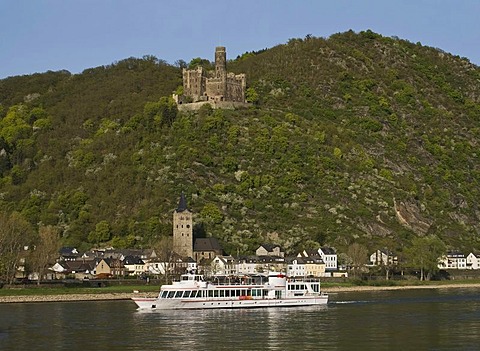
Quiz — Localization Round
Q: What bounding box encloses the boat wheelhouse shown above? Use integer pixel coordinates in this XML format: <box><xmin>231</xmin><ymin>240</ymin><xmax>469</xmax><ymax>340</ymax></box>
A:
<box><xmin>132</xmin><ymin>271</ymin><xmax>328</xmax><ymax>310</ymax></box>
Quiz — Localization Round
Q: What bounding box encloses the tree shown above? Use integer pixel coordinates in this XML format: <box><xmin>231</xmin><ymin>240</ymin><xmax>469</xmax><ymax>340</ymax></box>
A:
<box><xmin>143</xmin><ymin>97</ymin><xmax>178</xmax><ymax>128</ymax></box>
<box><xmin>88</xmin><ymin>220</ymin><xmax>112</xmax><ymax>245</ymax></box>
<box><xmin>347</xmin><ymin>243</ymin><xmax>368</xmax><ymax>278</ymax></box>
<box><xmin>200</xmin><ymin>203</ymin><xmax>224</xmax><ymax>225</ymax></box>
<box><xmin>246</xmin><ymin>87</ymin><xmax>259</xmax><ymax>104</ymax></box>
<box><xmin>0</xmin><ymin>212</ymin><xmax>35</xmax><ymax>284</ymax></box>
<box><xmin>153</xmin><ymin>236</ymin><xmax>176</xmax><ymax>284</ymax></box>
<box><xmin>404</xmin><ymin>235</ymin><xmax>446</xmax><ymax>280</ymax></box>
<box><xmin>30</xmin><ymin>225</ymin><xmax>60</xmax><ymax>285</ymax></box>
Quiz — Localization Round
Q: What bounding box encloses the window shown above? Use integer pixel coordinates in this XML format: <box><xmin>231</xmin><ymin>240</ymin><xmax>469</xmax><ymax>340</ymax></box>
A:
<box><xmin>175</xmin><ymin>291</ymin><xmax>183</xmax><ymax>298</ymax></box>
<box><xmin>161</xmin><ymin>291</ymin><xmax>168</xmax><ymax>298</ymax></box>
<box><xmin>182</xmin><ymin>291</ymin><xmax>191</xmax><ymax>298</ymax></box>
<box><xmin>168</xmin><ymin>291</ymin><xmax>175</xmax><ymax>298</ymax></box>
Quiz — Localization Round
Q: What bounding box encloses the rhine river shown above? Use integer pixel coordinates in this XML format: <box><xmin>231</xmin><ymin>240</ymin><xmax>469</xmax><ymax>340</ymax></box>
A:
<box><xmin>1</xmin><ymin>288</ymin><xmax>479</xmax><ymax>350</ymax></box>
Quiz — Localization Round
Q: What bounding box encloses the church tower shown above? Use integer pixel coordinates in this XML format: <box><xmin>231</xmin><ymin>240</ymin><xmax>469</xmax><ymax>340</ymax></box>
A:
<box><xmin>172</xmin><ymin>192</ymin><xmax>193</xmax><ymax>258</ymax></box>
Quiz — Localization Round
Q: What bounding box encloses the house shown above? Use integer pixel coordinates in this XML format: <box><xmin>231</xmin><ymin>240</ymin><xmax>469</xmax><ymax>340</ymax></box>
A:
<box><xmin>236</xmin><ymin>256</ymin><xmax>286</xmax><ymax>275</ymax></box>
<box><xmin>466</xmin><ymin>253</ymin><xmax>480</xmax><ymax>270</ymax></box>
<box><xmin>194</xmin><ymin>237</ymin><xmax>223</xmax><ymax>262</ymax></box>
<box><xmin>287</xmin><ymin>257</ymin><xmax>307</xmax><ymax>277</ymax></box>
<box><xmin>210</xmin><ymin>255</ymin><xmax>236</xmax><ymax>276</ymax></box>
<box><xmin>298</xmin><ymin>252</ymin><xmax>327</xmax><ymax>277</ymax></box>
<box><xmin>318</xmin><ymin>247</ymin><xmax>338</xmax><ymax>271</ymax></box>
<box><xmin>95</xmin><ymin>258</ymin><xmax>126</xmax><ymax>277</ymax></box>
<box><xmin>438</xmin><ymin>251</ymin><xmax>467</xmax><ymax>270</ymax></box>
<box><xmin>369</xmin><ymin>249</ymin><xmax>398</xmax><ymax>267</ymax></box>
<box><xmin>50</xmin><ymin>260</ymin><xmax>95</xmax><ymax>280</ymax></box>
<box><xmin>123</xmin><ymin>255</ymin><xmax>146</xmax><ymax>276</ymax></box>
<box><xmin>146</xmin><ymin>255</ymin><xmax>197</xmax><ymax>276</ymax></box>
<box><xmin>59</xmin><ymin>247</ymin><xmax>81</xmax><ymax>261</ymax></box>
<box><xmin>256</xmin><ymin>244</ymin><xmax>284</xmax><ymax>257</ymax></box>
<box><xmin>236</xmin><ymin>257</ymin><xmax>259</xmax><ymax>275</ymax></box>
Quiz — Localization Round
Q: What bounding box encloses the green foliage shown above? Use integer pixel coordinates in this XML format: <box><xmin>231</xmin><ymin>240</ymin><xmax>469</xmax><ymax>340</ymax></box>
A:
<box><xmin>0</xmin><ymin>31</ymin><xmax>479</xmax><ymax>256</ymax></box>
<box><xmin>404</xmin><ymin>235</ymin><xmax>447</xmax><ymax>280</ymax></box>
<box><xmin>88</xmin><ymin>220</ymin><xmax>112</xmax><ymax>244</ymax></box>
<box><xmin>246</xmin><ymin>87</ymin><xmax>259</xmax><ymax>104</ymax></box>
<box><xmin>200</xmin><ymin>203</ymin><xmax>224</xmax><ymax>225</ymax></box>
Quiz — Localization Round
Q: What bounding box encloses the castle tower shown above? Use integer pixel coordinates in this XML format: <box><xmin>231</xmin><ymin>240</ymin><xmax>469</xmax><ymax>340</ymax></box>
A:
<box><xmin>214</xmin><ymin>46</ymin><xmax>227</xmax><ymax>79</ymax></box>
<box><xmin>172</xmin><ymin>192</ymin><xmax>193</xmax><ymax>258</ymax></box>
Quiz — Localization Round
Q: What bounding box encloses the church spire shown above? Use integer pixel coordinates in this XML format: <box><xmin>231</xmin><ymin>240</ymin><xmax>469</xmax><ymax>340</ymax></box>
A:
<box><xmin>176</xmin><ymin>192</ymin><xmax>188</xmax><ymax>212</ymax></box>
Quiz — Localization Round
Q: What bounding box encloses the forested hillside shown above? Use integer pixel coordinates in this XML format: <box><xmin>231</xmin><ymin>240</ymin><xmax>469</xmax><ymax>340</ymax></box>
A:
<box><xmin>1</xmin><ymin>30</ymin><xmax>480</xmax><ymax>256</ymax></box>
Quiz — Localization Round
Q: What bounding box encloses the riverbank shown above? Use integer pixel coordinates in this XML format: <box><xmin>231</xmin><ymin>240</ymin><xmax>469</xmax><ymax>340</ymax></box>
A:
<box><xmin>0</xmin><ymin>291</ymin><xmax>158</xmax><ymax>304</ymax></box>
<box><xmin>1</xmin><ymin>282</ymin><xmax>480</xmax><ymax>303</ymax></box>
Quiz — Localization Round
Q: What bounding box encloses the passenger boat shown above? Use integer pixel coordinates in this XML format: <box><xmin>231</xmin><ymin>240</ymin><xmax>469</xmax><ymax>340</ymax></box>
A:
<box><xmin>132</xmin><ymin>271</ymin><xmax>328</xmax><ymax>310</ymax></box>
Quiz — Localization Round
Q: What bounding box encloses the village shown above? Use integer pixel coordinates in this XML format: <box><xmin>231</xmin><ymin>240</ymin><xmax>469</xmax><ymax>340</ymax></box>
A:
<box><xmin>12</xmin><ymin>193</ymin><xmax>480</xmax><ymax>284</ymax></box>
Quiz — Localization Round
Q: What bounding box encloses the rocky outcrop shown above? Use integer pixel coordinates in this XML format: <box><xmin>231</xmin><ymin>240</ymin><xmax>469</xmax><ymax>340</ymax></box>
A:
<box><xmin>394</xmin><ymin>198</ymin><xmax>432</xmax><ymax>235</ymax></box>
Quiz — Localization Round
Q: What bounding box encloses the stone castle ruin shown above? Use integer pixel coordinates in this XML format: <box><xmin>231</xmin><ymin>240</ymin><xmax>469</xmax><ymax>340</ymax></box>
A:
<box><xmin>174</xmin><ymin>47</ymin><xmax>248</xmax><ymax>110</ymax></box>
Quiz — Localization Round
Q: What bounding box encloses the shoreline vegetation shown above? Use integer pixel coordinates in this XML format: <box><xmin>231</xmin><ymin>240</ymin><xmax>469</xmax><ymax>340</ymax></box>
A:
<box><xmin>1</xmin><ymin>280</ymin><xmax>480</xmax><ymax>304</ymax></box>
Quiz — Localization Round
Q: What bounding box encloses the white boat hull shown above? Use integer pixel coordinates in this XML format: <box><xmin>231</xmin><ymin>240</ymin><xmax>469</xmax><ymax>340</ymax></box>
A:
<box><xmin>132</xmin><ymin>295</ymin><xmax>328</xmax><ymax>310</ymax></box>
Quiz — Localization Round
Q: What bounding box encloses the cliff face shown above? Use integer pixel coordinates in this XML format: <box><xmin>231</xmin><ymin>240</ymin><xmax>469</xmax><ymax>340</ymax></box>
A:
<box><xmin>394</xmin><ymin>199</ymin><xmax>432</xmax><ymax>235</ymax></box>
<box><xmin>1</xmin><ymin>31</ymin><xmax>480</xmax><ymax>254</ymax></box>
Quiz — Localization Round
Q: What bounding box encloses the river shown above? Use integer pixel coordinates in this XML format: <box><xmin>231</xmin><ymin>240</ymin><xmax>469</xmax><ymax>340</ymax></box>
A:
<box><xmin>1</xmin><ymin>288</ymin><xmax>479</xmax><ymax>350</ymax></box>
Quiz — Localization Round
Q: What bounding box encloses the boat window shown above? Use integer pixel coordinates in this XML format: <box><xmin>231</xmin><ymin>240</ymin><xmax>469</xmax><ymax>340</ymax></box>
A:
<box><xmin>219</xmin><ymin>290</ymin><xmax>225</xmax><ymax>297</ymax></box>
<box><xmin>182</xmin><ymin>276</ymin><xmax>189</xmax><ymax>281</ymax></box>
<box><xmin>183</xmin><ymin>291</ymin><xmax>191</xmax><ymax>298</ymax></box>
<box><xmin>197</xmin><ymin>290</ymin><xmax>203</xmax><ymax>298</ymax></box>
<box><xmin>161</xmin><ymin>291</ymin><xmax>168</xmax><ymax>298</ymax></box>
<box><xmin>208</xmin><ymin>290</ymin><xmax>214</xmax><ymax>298</ymax></box>
<box><xmin>213</xmin><ymin>290</ymin><xmax>219</xmax><ymax>297</ymax></box>
<box><xmin>175</xmin><ymin>291</ymin><xmax>183</xmax><ymax>298</ymax></box>
<box><xmin>225</xmin><ymin>290</ymin><xmax>230</xmax><ymax>297</ymax></box>
<box><xmin>168</xmin><ymin>291</ymin><xmax>175</xmax><ymax>298</ymax></box>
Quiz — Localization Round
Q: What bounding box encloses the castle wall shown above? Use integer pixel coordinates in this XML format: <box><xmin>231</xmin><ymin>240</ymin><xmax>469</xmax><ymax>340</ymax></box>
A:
<box><xmin>177</xmin><ymin>100</ymin><xmax>249</xmax><ymax>111</ymax></box>
<box><xmin>181</xmin><ymin>47</ymin><xmax>246</xmax><ymax>105</ymax></box>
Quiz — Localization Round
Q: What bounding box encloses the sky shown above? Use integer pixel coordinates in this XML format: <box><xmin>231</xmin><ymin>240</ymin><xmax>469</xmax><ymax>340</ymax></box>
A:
<box><xmin>1</xmin><ymin>0</ymin><xmax>479</xmax><ymax>79</ymax></box>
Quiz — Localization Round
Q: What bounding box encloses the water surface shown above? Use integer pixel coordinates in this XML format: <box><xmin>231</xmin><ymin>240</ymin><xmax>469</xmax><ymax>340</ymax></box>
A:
<box><xmin>1</xmin><ymin>288</ymin><xmax>479</xmax><ymax>350</ymax></box>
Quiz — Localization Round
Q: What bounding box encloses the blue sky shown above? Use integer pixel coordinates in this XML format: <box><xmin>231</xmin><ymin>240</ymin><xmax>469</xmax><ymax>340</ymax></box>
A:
<box><xmin>1</xmin><ymin>0</ymin><xmax>479</xmax><ymax>79</ymax></box>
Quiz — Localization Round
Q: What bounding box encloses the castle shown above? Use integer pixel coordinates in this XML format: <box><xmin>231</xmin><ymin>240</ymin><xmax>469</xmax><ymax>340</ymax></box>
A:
<box><xmin>175</xmin><ymin>47</ymin><xmax>248</xmax><ymax>109</ymax></box>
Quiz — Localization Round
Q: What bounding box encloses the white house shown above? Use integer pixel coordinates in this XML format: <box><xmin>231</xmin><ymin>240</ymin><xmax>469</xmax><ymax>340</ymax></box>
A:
<box><xmin>466</xmin><ymin>253</ymin><xmax>480</xmax><ymax>270</ymax></box>
<box><xmin>438</xmin><ymin>252</ymin><xmax>467</xmax><ymax>270</ymax></box>
<box><xmin>318</xmin><ymin>247</ymin><xmax>337</xmax><ymax>271</ymax></box>
<box><xmin>369</xmin><ymin>249</ymin><xmax>398</xmax><ymax>267</ymax></box>
<box><xmin>123</xmin><ymin>256</ymin><xmax>146</xmax><ymax>276</ymax></box>
<box><xmin>236</xmin><ymin>257</ymin><xmax>258</xmax><ymax>275</ymax></box>
<box><xmin>211</xmin><ymin>255</ymin><xmax>236</xmax><ymax>276</ymax></box>
<box><xmin>287</xmin><ymin>257</ymin><xmax>307</xmax><ymax>277</ymax></box>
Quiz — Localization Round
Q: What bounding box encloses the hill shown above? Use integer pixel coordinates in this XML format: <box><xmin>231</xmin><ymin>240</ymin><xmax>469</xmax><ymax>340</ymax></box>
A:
<box><xmin>1</xmin><ymin>30</ymin><xmax>480</xmax><ymax>256</ymax></box>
